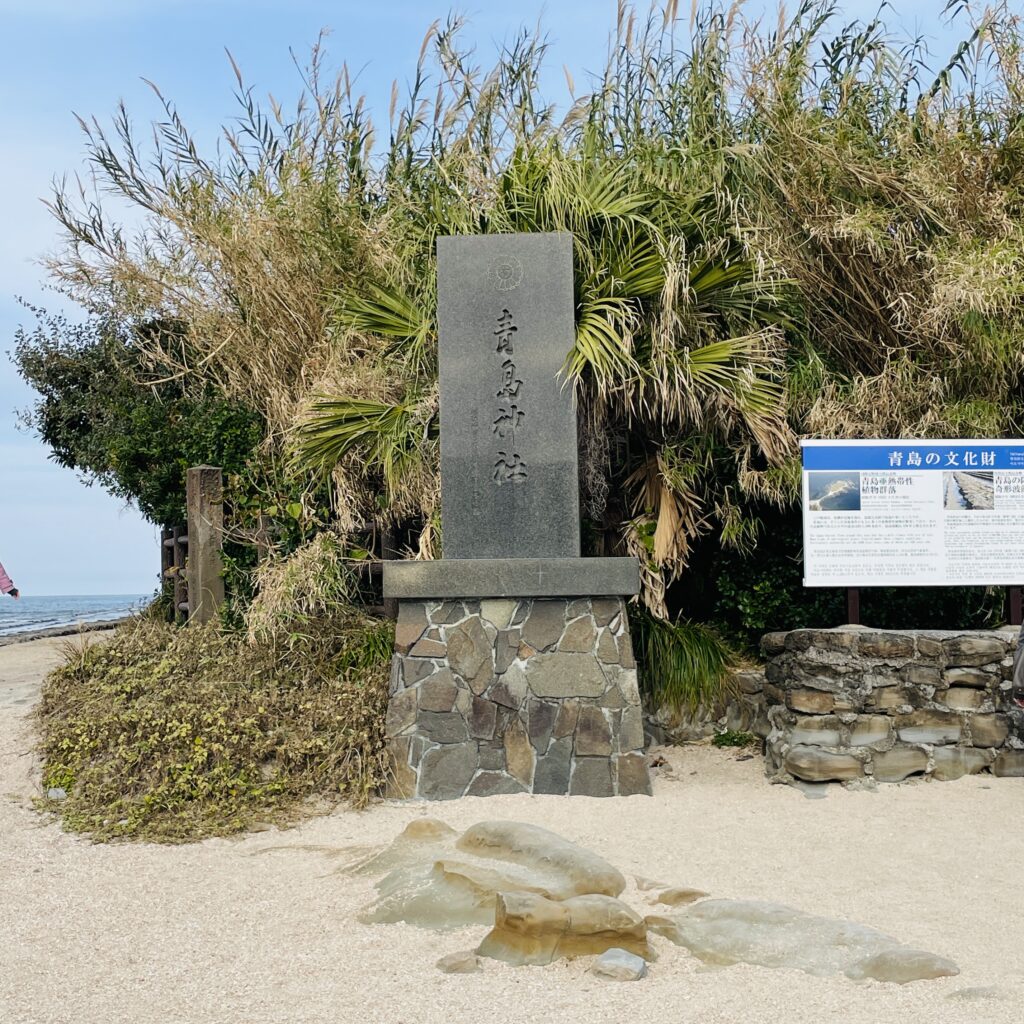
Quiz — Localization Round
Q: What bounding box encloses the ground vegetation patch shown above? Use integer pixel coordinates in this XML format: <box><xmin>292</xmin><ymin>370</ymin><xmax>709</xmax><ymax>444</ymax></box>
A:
<box><xmin>36</xmin><ymin>607</ymin><xmax>392</xmax><ymax>842</ymax></box>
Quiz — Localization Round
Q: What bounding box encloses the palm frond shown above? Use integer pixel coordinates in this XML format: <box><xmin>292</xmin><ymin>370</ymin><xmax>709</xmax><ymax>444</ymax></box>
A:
<box><xmin>564</xmin><ymin>294</ymin><xmax>642</xmax><ymax>390</ymax></box>
<box><xmin>684</xmin><ymin>334</ymin><xmax>784</xmax><ymax>415</ymax></box>
<box><xmin>332</xmin><ymin>283</ymin><xmax>428</xmax><ymax>339</ymax></box>
<box><xmin>330</xmin><ymin>283</ymin><xmax>435</xmax><ymax>374</ymax></box>
<box><xmin>293</xmin><ymin>396</ymin><xmax>433</xmax><ymax>501</ymax></box>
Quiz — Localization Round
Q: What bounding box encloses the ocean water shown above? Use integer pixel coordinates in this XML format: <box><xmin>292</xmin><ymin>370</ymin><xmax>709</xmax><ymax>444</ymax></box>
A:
<box><xmin>0</xmin><ymin>594</ymin><xmax>149</xmax><ymax>637</ymax></box>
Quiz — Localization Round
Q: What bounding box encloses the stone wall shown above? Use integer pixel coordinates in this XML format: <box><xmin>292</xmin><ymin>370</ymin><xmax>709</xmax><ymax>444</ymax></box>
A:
<box><xmin>387</xmin><ymin>597</ymin><xmax>651</xmax><ymax>799</ymax></box>
<box><xmin>644</xmin><ymin>668</ymin><xmax>770</xmax><ymax>746</ymax></box>
<box><xmin>760</xmin><ymin>627</ymin><xmax>1024</xmax><ymax>785</ymax></box>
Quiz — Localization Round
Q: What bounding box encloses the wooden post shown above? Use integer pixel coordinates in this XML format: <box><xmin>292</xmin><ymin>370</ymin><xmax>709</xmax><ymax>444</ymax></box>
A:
<box><xmin>1010</xmin><ymin>586</ymin><xmax>1022</xmax><ymax>627</ymax></box>
<box><xmin>160</xmin><ymin>528</ymin><xmax>174</xmax><ymax>622</ymax></box>
<box><xmin>160</xmin><ymin>527</ymin><xmax>173</xmax><ymax>577</ymax></box>
<box><xmin>186</xmin><ymin>466</ymin><xmax>225</xmax><ymax>624</ymax></box>
<box><xmin>846</xmin><ymin>587</ymin><xmax>860</xmax><ymax>626</ymax></box>
<box><xmin>382</xmin><ymin>523</ymin><xmax>399</xmax><ymax>621</ymax></box>
<box><xmin>253</xmin><ymin>514</ymin><xmax>273</xmax><ymax>563</ymax></box>
<box><xmin>172</xmin><ymin>526</ymin><xmax>189</xmax><ymax>623</ymax></box>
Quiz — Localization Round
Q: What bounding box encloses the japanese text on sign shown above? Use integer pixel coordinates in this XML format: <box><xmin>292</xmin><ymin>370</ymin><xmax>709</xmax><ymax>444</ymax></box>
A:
<box><xmin>802</xmin><ymin>439</ymin><xmax>1024</xmax><ymax>587</ymax></box>
<box><xmin>492</xmin><ymin>308</ymin><xmax>528</xmax><ymax>485</ymax></box>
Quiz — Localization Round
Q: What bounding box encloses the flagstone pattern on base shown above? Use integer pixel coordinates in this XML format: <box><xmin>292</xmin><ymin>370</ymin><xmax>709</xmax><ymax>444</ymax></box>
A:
<box><xmin>386</xmin><ymin>597</ymin><xmax>651</xmax><ymax>799</ymax></box>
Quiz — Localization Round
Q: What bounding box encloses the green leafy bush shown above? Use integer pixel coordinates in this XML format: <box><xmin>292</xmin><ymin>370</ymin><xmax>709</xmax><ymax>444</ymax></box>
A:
<box><xmin>712</xmin><ymin>730</ymin><xmax>758</xmax><ymax>749</ymax></box>
<box><xmin>14</xmin><ymin>312</ymin><xmax>262</xmax><ymax>526</ymax></box>
<box><xmin>37</xmin><ymin>614</ymin><xmax>392</xmax><ymax>842</ymax></box>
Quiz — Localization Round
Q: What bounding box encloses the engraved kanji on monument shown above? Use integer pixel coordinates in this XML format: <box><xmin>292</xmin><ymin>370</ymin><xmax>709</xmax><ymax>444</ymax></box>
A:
<box><xmin>381</xmin><ymin>231</ymin><xmax>650</xmax><ymax>800</ymax></box>
<box><xmin>436</xmin><ymin>232</ymin><xmax>580</xmax><ymax>559</ymax></box>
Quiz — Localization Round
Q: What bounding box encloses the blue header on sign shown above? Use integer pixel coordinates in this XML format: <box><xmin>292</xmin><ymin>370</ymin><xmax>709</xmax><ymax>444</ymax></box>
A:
<box><xmin>802</xmin><ymin>443</ymin><xmax>1024</xmax><ymax>471</ymax></box>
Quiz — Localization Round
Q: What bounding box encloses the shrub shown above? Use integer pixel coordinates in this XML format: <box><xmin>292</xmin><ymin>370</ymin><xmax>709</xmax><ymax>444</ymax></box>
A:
<box><xmin>14</xmin><ymin>312</ymin><xmax>262</xmax><ymax>526</ymax></box>
<box><xmin>712</xmin><ymin>730</ymin><xmax>758</xmax><ymax>749</ymax></box>
<box><xmin>37</xmin><ymin>614</ymin><xmax>392</xmax><ymax>842</ymax></box>
<box><xmin>245</xmin><ymin>532</ymin><xmax>363</xmax><ymax>650</ymax></box>
<box><xmin>629</xmin><ymin>604</ymin><xmax>735</xmax><ymax>712</ymax></box>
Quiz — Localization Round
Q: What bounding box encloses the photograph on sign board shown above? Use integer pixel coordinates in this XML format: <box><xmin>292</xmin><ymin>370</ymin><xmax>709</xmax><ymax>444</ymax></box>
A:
<box><xmin>807</xmin><ymin>471</ymin><xmax>861</xmax><ymax>512</ymax></box>
<box><xmin>943</xmin><ymin>471</ymin><xmax>994</xmax><ymax>511</ymax></box>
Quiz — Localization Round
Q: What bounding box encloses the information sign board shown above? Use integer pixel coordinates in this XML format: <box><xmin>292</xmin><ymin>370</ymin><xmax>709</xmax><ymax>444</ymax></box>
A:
<box><xmin>802</xmin><ymin>439</ymin><xmax>1024</xmax><ymax>586</ymax></box>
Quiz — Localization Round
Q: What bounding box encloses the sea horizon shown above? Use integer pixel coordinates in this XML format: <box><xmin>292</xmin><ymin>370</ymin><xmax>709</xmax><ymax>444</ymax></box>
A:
<box><xmin>0</xmin><ymin>593</ymin><xmax>150</xmax><ymax>637</ymax></box>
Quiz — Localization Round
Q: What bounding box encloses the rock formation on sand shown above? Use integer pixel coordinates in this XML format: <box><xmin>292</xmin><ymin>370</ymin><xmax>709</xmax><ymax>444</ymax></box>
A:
<box><xmin>344</xmin><ymin>818</ymin><xmax>959</xmax><ymax>984</ymax></box>
<box><xmin>478</xmin><ymin>892</ymin><xmax>654</xmax><ymax>965</ymax></box>
<box><xmin>356</xmin><ymin>819</ymin><xmax>626</xmax><ymax>930</ymax></box>
<box><xmin>646</xmin><ymin>900</ymin><xmax>960</xmax><ymax>982</ymax></box>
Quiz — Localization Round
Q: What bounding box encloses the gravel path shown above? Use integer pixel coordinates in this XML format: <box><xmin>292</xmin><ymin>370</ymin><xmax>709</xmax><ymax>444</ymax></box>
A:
<box><xmin>2</xmin><ymin>634</ymin><xmax>1023</xmax><ymax>1024</ymax></box>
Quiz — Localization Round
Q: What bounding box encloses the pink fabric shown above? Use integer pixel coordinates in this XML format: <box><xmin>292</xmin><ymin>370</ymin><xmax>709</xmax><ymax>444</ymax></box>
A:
<box><xmin>0</xmin><ymin>560</ymin><xmax>14</xmax><ymax>594</ymax></box>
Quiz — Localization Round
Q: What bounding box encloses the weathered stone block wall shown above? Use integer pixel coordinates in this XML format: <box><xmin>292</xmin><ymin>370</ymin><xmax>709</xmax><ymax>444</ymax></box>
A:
<box><xmin>644</xmin><ymin>668</ymin><xmax>770</xmax><ymax>746</ymax></box>
<box><xmin>760</xmin><ymin>628</ymin><xmax>1024</xmax><ymax>785</ymax></box>
<box><xmin>387</xmin><ymin>597</ymin><xmax>651</xmax><ymax>799</ymax></box>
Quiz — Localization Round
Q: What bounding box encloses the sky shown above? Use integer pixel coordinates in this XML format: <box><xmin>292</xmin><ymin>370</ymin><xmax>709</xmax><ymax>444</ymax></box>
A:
<box><xmin>0</xmin><ymin>0</ymin><xmax>970</xmax><ymax>595</ymax></box>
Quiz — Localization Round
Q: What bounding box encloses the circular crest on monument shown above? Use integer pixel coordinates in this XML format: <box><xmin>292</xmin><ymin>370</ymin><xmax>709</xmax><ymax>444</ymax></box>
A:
<box><xmin>489</xmin><ymin>254</ymin><xmax>524</xmax><ymax>292</ymax></box>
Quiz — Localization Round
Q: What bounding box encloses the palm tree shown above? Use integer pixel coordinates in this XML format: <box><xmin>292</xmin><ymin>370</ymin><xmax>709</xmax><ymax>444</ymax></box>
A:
<box><xmin>295</xmin><ymin>139</ymin><xmax>794</xmax><ymax>607</ymax></box>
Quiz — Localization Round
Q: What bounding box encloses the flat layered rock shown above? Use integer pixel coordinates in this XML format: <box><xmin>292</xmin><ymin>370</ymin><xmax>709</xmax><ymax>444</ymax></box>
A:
<box><xmin>477</xmin><ymin>891</ymin><xmax>654</xmax><ymax>966</ymax></box>
<box><xmin>348</xmin><ymin>820</ymin><xmax>961</xmax><ymax>986</ymax></box>
<box><xmin>847</xmin><ymin>949</ymin><xmax>961</xmax><ymax>984</ymax></box>
<box><xmin>357</xmin><ymin>819</ymin><xmax>629</xmax><ymax>932</ymax></box>
<box><xmin>648</xmin><ymin>899</ymin><xmax>958</xmax><ymax>984</ymax></box>
<box><xmin>655</xmin><ymin>887</ymin><xmax>709</xmax><ymax>907</ymax></box>
<box><xmin>590</xmin><ymin>947</ymin><xmax>648</xmax><ymax>981</ymax></box>
<box><xmin>873</xmin><ymin>746</ymin><xmax>928</xmax><ymax>783</ymax></box>
<box><xmin>784</xmin><ymin>745</ymin><xmax>863</xmax><ymax>782</ymax></box>
<box><xmin>436</xmin><ymin>950</ymin><xmax>481</xmax><ymax>974</ymax></box>
<box><xmin>456</xmin><ymin>821</ymin><xmax>626</xmax><ymax>898</ymax></box>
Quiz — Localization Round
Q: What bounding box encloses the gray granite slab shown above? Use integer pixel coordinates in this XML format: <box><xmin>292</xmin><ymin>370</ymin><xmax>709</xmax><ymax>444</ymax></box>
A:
<box><xmin>436</xmin><ymin>232</ymin><xmax>580</xmax><ymax>559</ymax></box>
<box><xmin>383</xmin><ymin>557</ymin><xmax>640</xmax><ymax>598</ymax></box>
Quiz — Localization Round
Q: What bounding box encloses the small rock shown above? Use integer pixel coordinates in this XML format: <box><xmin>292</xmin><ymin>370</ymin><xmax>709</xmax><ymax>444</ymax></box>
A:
<box><xmin>520</xmin><ymin>601</ymin><xmax>567</xmax><ymax>652</ymax></box>
<box><xmin>931</xmin><ymin>746</ymin><xmax>990</xmax><ymax>782</ymax></box>
<box><xmin>873</xmin><ymin>746</ymin><xmax>928</xmax><ymax>783</ymax></box>
<box><xmin>942</xmin><ymin>634</ymin><xmax>1007</xmax><ymax>667</ymax></box>
<box><xmin>590</xmin><ymin>947</ymin><xmax>648</xmax><ymax>981</ymax></box>
<box><xmin>784</xmin><ymin>745</ymin><xmax>863</xmax><ymax>782</ymax></box>
<box><xmin>993</xmin><ymin>750</ymin><xmax>1024</xmax><ymax>777</ymax></box>
<box><xmin>858</xmin><ymin>633</ymin><xmax>914</xmax><ymax>659</ymax></box>
<box><xmin>846</xmin><ymin>948</ymin><xmax>960</xmax><ymax>984</ymax></box>
<box><xmin>655</xmin><ymin>887</ymin><xmax>709</xmax><ymax>907</ymax></box>
<box><xmin>793</xmin><ymin>781</ymin><xmax>830</xmax><ymax>800</ymax></box>
<box><xmin>946</xmin><ymin>986</ymin><xmax>1010</xmax><ymax>1002</ymax></box>
<box><xmin>634</xmin><ymin>876</ymin><xmax>668</xmax><ymax>891</ymax></box>
<box><xmin>569</xmin><ymin>757</ymin><xmax>614</xmax><ymax>797</ymax></box>
<box><xmin>895</xmin><ymin>709</ymin><xmax>961</xmax><ymax>745</ymax></box>
<box><xmin>789</xmin><ymin>715</ymin><xmax>842</xmax><ymax>747</ymax></box>
<box><xmin>436</xmin><ymin>951</ymin><xmax>481</xmax><ymax>974</ymax></box>
<box><xmin>786</xmin><ymin>688</ymin><xmax>836</xmax><ymax>714</ymax></box>
<box><xmin>970</xmin><ymin>714</ymin><xmax>1010</xmax><ymax>748</ymax></box>
<box><xmin>46</xmin><ymin>787</ymin><xmax>67</xmax><ymax>801</ymax></box>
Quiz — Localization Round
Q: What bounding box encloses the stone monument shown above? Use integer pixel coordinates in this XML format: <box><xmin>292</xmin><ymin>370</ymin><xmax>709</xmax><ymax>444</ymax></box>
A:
<box><xmin>383</xmin><ymin>232</ymin><xmax>651</xmax><ymax>799</ymax></box>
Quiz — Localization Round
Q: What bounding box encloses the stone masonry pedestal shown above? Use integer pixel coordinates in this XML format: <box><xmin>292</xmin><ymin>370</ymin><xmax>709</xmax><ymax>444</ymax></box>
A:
<box><xmin>384</xmin><ymin>232</ymin><xmax>650</xmax><ymax>799</ymax></box>
<box><xmin>386</xmin><ymin>596</ymin><xmax>651</xmax><ymax>799</ymax></box>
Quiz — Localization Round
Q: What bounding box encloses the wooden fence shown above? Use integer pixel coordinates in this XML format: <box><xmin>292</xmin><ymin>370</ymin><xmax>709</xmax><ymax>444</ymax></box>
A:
<box><xmin>162</xmin><ymin>464</ymin><xmax>398</xmax><ymax>624</ymax></box>
<box><xmin>160</xmin><ymin>466</ymin><xmax>224</xmax><ymax>624</ymax></box>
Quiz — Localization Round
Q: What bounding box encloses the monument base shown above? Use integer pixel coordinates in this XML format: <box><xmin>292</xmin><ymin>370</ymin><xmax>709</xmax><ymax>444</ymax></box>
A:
<box><xmin>385</xmin><ymin>596</ymin><xmax>652</xmax><ymax>799</ymax></box>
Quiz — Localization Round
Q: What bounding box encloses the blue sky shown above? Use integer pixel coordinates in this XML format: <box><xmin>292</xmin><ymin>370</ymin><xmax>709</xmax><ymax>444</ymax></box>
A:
<box><xmin>0</xmin><ymin>1</ymin><xmax>968</xmax><ymax>595</ymax></box>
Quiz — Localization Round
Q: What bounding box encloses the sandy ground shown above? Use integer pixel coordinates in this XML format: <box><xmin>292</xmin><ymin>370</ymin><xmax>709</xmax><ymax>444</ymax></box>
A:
<box><xmin>2</xmin><ymin>636</ymin><xmax>1024</xmax><ymax>1024</ymax></box>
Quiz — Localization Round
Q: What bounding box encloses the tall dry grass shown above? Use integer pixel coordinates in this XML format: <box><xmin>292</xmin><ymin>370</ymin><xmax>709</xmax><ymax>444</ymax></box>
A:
<box><xmin>41</xmin><ymin>1</ymin><xmax>1024</xmax><ymax>613</ymax></box>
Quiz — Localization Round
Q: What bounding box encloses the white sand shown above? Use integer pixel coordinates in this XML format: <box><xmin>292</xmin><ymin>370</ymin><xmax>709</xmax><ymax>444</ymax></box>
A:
<box><xmin>2</xmin><ymin>635</ymin><xmax>1023</xmax><ymax>1024</ymax></box>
